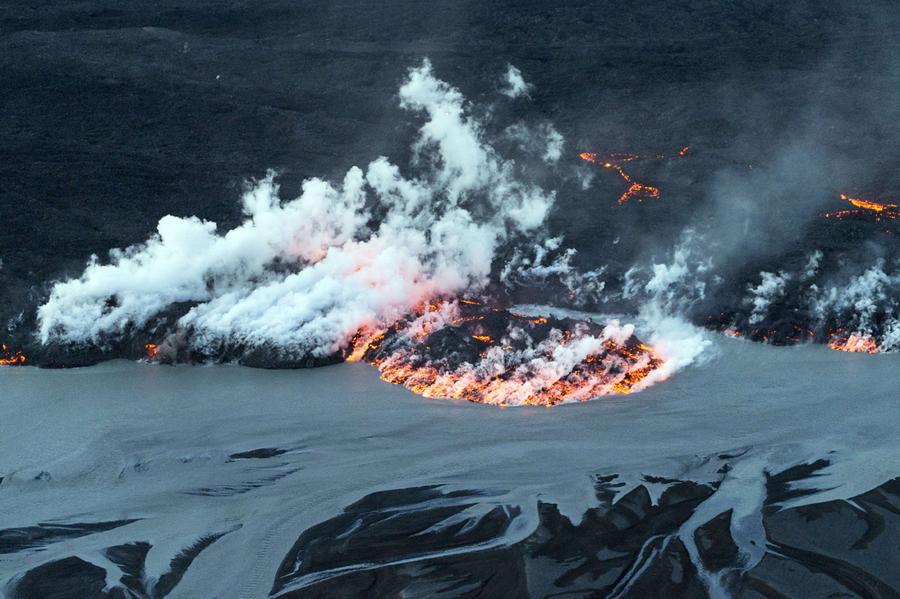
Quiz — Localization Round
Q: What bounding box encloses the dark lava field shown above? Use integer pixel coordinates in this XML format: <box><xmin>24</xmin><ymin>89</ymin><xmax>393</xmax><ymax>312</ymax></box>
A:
<box><xmin>3</xmin><ymin>0</ymin><xmax>900</xmax><ymax>361</ymax></box>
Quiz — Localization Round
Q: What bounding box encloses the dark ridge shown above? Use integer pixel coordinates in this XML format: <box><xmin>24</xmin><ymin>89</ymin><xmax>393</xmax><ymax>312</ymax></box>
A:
<box><xmin>609</xmin><ymin>537</ymin><xmax>708</xmax><ymax>598</ymax></box>
<box><xmin>154</xmin><ymin>528</ymin><xmax>238</xmax><ymax>597</ymax></box>
<box><xmin>186</xmin><ymin>465</ymin><xmax>302</xmax><ymax>497</ymax></box>
<box><xmin>764</xmin><ymin>458</ymin><xmax>831</xmax><ymax>512</ymax></box>
<box><xmin>694</xmin><ymin>509</ymin><xmax>740</xmax><ymax>573</ymax></box>
<box><xmin>11</xmin><ymin>528</ymin><xmax>238</xmax><ymax>599</ymax></box>
<box><xmin>228</xmin><ymin>447</ymin><xmax>287</xmax><ymax>460</ymax></box>
<box><xmin>104</xmin><ymin>541</ymin><xmax>151</xmax><ymax>595</ymax></box>
<box><xmin>0</xmin><ymin>519</ymin><xmax>140</xmax><ymax>555</ymax></box>
<box><xmin>342</xmin><ymin>485</ymin><xmax>486</xmax><ymax>513</ymax></box>
<box><xmin>271</xmin><ymin>487</ymin><xmax>517</xmax><ymax>596</ymax></box>
<box><xmin>642</xmin><ymin>473</ymin><xmax>684</xmax><ymax>484</ymax></box>
<box><xmin>10</xmin><ymin>556</ymin><xmax>109</xmax><ymax>599</ymax></box>
<box><xmin>763</xmin><ymin>540</ymin><xmax>899</xmax><ymax>599</ymax></box>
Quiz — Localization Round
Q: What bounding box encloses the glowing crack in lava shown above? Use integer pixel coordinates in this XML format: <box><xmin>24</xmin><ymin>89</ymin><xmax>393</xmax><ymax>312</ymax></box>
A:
<box><xmin>822</xmin><ymin>193</ymin><xmax>899</xmax><ymax>221</ymax></box>
<box><xmin>0</xmin><ymin>343</ymin><xmax>26</xmax><ymax>366</ymax></box>
<box><xmin>579</xmin><ymin>148</ymin><xmax>688</xmax><ymax>205</ymax></box>
<box><xmin>145</xmin><ymin>343</ymin><xmax>159</xmax><ymax>360</ymax></box>
<box><xmin>579</xmin><ymin>152</ymin><xmax>660</xmax><ymax>204</ymax></box>
<box><xmin>348</xmin><ymin>301</ymin><xmax>664</xmax><ymax>406</ymax></box>
<box><xmin>827</xmin><ymin>332</ymin><xmax>880</xmax><ymax>354</ymax></box>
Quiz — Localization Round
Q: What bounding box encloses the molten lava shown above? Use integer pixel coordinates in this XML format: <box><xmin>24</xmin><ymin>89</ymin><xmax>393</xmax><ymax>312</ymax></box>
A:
<box><xmin>0</xmin><ymin>343</ymin><xmax>26</xmax><ymax>366</ymax></box>
<box><xmin>346</xmin><ymin>328</ymin><xmax>387</xmax><ymax>362</ymax></box>
<box><xmin>823</xmin><ymin>193</ymin><xmax>899</xmax><ymax>221</ymax></box>
<box><xmin>579</xmin><ymin>147</ymin><xmax>688</xmax><ymax>205</ymax></box>
<box><xmin>144</xmin><ymin>343</ymin><xmax>159</xmax><ymax>360</ymax></box>
<box><xmin>827</xmin><ymin>332</ymin><xmax>880</xmax><ymax>354</ymax></box>
<box><xmin>349</xmin><ymin>301</ymin><xmax>664</xmax><ymax>406</ymax></box>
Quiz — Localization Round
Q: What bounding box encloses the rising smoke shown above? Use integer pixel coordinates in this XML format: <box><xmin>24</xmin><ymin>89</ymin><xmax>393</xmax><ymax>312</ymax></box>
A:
<box><xmin>34</xmin><ymin>60</ymin><xmax>715</xmax><ymax>403</ymax></box>
<box><xmin>38</xmin><ymin>60</ymin><xmax>558</xmax><ymax>361</ymax></box>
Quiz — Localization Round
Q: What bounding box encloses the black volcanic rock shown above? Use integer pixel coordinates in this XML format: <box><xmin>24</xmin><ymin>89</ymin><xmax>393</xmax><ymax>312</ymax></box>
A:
<box><xmin>264</xmin><ymin>461</ymin><xmax>900</xmax><ymax>598</ymax></box>
<box><xmin>10</xmin><ymin>529</ymin><xmax>236</xmax><ymax>599</ymax></box>
<box><xmin>7</xmin><ymin>460</ymin><xmax>900</xmax><ymax>597</ymax></box>
<box><xmin>0</xmin><ymin>519</ymin><xmax>140</xmax><ymax>555</ymax></box>
<box><xmin>694</xmin><ymin>510</ymin><xmax>741</xmax><ymax>573</ymax></box>
<box><xmin>11</xmin><ymin>557</ymin><xmax>111</xmax><ymax>599</ymax></box>
<box><xmin>3</xmin><ymin>0</ymin><xmax>900</xmax><ymax>362</ymax></box>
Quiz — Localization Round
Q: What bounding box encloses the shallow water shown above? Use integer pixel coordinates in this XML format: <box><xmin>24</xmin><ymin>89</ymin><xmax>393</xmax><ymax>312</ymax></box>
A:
<box><xmin>1</xmin><ymin>338</ymin><xmax>898</xmax><ymax>596</ymax></box>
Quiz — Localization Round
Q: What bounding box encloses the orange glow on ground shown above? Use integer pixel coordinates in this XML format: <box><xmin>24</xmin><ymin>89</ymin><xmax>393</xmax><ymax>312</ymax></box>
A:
<box><xmin>823</xmin><ymin>193</ymin><xmax>899</xmax><ymax>221</ymax></box>
<box><xmin>827</xmin><ymin>333</ymin><xmax>879</xmax><ymax>354</ymax></box>
<box><xmin>346</xmin><ymin>328</ymin><xmax>387</xmax><ymax>362</ymax></box>
<box><xmin>347</xmin><ymin>302</ymin><xmax>666</xmax><ymax>406</ymax></box>
<box><xmin>579</xmin><ymin>147</ymin><xmax>687</xmax><ymax>204</ymax></box>
<box><xmin>0</xmin><ymin>343</ymin><xmax>26</xmax><ymax>366</ymax></box>
<box><xmin>372</xmin><ymin>337</ymin><xmax>663</xmax><ymax>406</ymax></box>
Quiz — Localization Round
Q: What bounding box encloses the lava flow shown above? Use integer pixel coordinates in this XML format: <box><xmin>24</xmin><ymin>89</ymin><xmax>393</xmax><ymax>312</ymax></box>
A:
<box><xmin>579</xmin><ymin>147</ymin><xmax>688</xmax><ymax>205</ymax></box>
<box><xmin>0</xmin><ymin>343</ymin><xmax>26</xmax><ymax>366</ymax></box>
<box><xmin>823</xmin><ymin>193</ymin><xmax>899</xmax><ymax>221</ymax></box>
<box><xmin>827</xmin><ymin>332</ymin><xmax>880</xmax><ymax>354</ymax></box>
<box><xmin>144</xmin><ymin>343</ymin><xmax>159</xmax><ymax>360</ymax></box>
<box><xmin>348</xmin><ymin>301</ymin><xmax>664</xmax><ymax>406</ymax></box>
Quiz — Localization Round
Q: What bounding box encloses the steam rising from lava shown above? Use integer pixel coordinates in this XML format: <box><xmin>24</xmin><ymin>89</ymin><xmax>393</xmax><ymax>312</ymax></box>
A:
<box><xmin>706</xmin><ymin>253</ymin><xmax>900</xmax><ymax>354</ymax></box>
<box><xmin>350</xmin><ymin>302</ymin><xmax>664</xmax><ymax>407</ymax></box>
<box><xmin>38</xmin><ymin>60</ymin><xmax>554</xmax><ymax>360</ymax></box>
<box><xmin>34</xmin><ymin>60</ymin><xmax>700</xmax><ymax>405</ymax></box>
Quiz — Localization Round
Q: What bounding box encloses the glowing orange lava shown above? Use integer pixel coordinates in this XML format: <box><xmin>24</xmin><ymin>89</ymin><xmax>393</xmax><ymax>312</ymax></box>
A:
<box><xmin>579</xmin><ymin>147</ymin><xmax>688</xmax><ymax>204</ymax></box>
<box><xmin>144</xmin><ymin>343</ymin><xmax>159</xmax><ymax>360</ymax></box>
<box><xmin>0</xmin><ymin>343</ymin><xmax>26</xmax><ymax>366</ymax></box>
<box><xmin>823</xmin><ymin>193</ymin><xmax>899</xmax><ymax>221</ymax></box>
<box><xmin>827</xmin><ymin>333</ymin><xmax>879</xmax><ymax>354</ymax></box>
<box><xmin>346</xmin><ymin>328</ymin><xmax>387</xmax><ymax>362</ymax></box>
<box><xmin>348</xmin><ymin>302</ymin><xmax>665</xmax><ymax>406</ymax></box>
<box><xmin>373</xmin><ymin>337</ymin><xmax>662</xmax><ymax>406</ymax></box>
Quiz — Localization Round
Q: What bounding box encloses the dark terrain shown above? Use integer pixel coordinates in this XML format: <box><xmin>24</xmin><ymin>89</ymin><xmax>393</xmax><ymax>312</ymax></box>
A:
<box><xmin>2</xmin><ymin>3</ymin><xmax>900</xmax><ymax>597</ymax></box>
<box><xmin>3</xmin><ymin>0</ymin><xmax>900</xmax><ymax>361</ymax></box>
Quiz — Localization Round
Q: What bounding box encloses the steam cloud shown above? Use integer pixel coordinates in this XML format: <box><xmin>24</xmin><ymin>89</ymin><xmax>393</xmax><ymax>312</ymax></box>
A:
<box><xmin>500</xmin><ymin>64</ymin><xmax>532</xmax><ymax>99</ymax></box>
<box><xmin>747</xmin><ymin>271</ymin><xmax>789</xmax><ymax>325</ymax></box>
<box><xmin>812</xmin><ymin>259</ymin><xmax>900</xmax><ymax>351</ymax></box>
<box><xmin>38</xmin><ymin>60</ymin><xmax>556</xmax><ymax>360</ymax></box>
<box><xmin>33</xmin><ymin>59</ymin><xmax>723</xmax><ymax>404</ymax></box>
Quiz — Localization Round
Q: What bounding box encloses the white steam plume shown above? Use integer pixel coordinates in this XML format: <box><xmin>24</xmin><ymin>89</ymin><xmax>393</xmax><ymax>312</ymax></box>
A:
<box><xmin>747</xmin><ymin>271</ymin><xmax>789</xmax><ymax>325</ymax></box>
<box><xmin>38</xmin><ymin>60</ymin><xmax>556</xmax><ymax>359</ymax></box>
<box><xmin>801</xmin><ymin>250</ymin><xmax>823</xmax><ymax>280</ymax></box>
<box><xmin>500</xmin><ymin>236</ymin><xmax>607</xmax><ymax>307</ymax></box>
<box><xmin>621</xmin><ymin>231</ymin><xmax>714</xmax><ymax>377</ymax></box>
<box><xmin>500</xmin><ymin>64</ymin><xmax>532</xmax><ymax>99</ymax></box>
<box><xmin>811</xmin><ymin>258</ymin><xmax>900</xmax><ymax>351</ymax></box>
<box><xmin>504</xmin><ymin>122</ymin><xmax>565</xmax><ymax>164</ymax></box>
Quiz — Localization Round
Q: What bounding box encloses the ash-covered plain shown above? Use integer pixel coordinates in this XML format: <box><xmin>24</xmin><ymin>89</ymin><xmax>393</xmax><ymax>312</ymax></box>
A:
<box><xmin>2</xmin><ymin>340</ymin><xmax>900</xmax><ymax>597</ymax></box>
<box><xmin>2</xmin><ymin>1</ymin><xmax>900</xmax><ymax>597</ymax></box>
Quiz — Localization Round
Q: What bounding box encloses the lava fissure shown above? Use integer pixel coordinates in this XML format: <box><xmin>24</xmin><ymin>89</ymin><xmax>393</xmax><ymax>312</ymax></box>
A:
<box><xmin>822</xmin><ymin>193</ymin><xmax>899</xmax><ymax>221</ymax></box>
<box><xmin>579</xmin><ymin>147</ymin><xmax>689</xmax><ymax>205</ymax></box>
